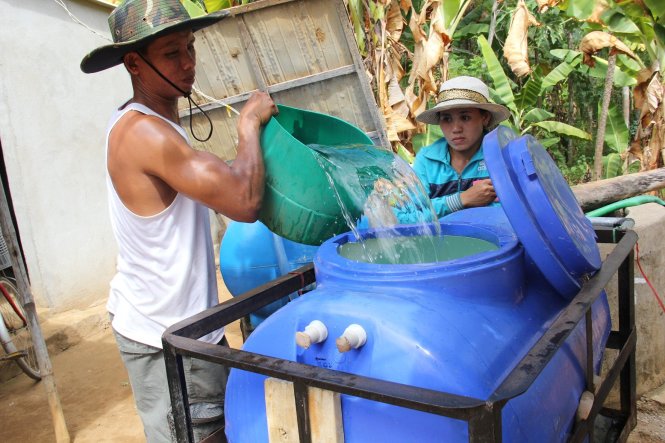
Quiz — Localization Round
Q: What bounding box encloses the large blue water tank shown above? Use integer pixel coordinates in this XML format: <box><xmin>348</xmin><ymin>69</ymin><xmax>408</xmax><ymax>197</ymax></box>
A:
<box><xmin>224</xmin><ymin>131</ymin><xmax>611</xmax><ymax>442</ymax></box>
<box><xmin>219</xmin><ymin>221</ymin><xmax>318</xmax><ymax>327</ymax></box>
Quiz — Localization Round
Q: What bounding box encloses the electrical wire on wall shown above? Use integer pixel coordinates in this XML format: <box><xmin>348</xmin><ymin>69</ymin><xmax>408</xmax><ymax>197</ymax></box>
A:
<box><xmin>635</xmin><ymin>242</ymin><xmax>665</xmax><ymax>315</ymax></box>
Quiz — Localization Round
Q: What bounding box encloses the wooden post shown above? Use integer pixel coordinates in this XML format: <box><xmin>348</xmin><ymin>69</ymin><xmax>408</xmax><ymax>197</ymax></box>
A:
<box><xmin>0</xmin><ymin>184</ymin><xmax>70</xmax><ymax>442</ymax></box>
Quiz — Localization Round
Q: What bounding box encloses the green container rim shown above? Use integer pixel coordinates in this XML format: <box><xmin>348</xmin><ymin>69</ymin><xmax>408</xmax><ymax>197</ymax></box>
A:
<box><xmin>258</xmin><ymin>104</ymin><xmax>374</xmax><ymax>245</ymax></box>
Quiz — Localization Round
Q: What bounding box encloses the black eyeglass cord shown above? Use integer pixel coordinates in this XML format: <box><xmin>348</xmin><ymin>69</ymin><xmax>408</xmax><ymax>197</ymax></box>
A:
<box><xmin>137</xmin><ymin>52</ymin><xmax>214</xmax><ymax>142</ymax></box>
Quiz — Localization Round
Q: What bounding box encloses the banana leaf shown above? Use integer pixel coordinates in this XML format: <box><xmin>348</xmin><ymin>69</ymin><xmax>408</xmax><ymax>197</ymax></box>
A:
<box><xmin>564</xmin><ymin>0</ymin><xmax>596</xmax><ymax>21</ymax></box>
<box><xmin>550</xmin><ymin>49</ymin><xmax>583</xmax><ymax>64</ymax></box>
<box><xmin>477</xmin><ymin>35</ymin><xmax>517</xmax><ymax>114</ymax></box>
<box><xmin>516</xmin><ymin>75</ymin><xmax>542</xmax><ymax>110</ymax></box>
<box><xmin>396</xmin><ymin>143</ymin><xmax>415</xmax><ymax>165</ymax></box>
<box><xmin>602</xmin><ymin>153</ymin><xmax>623</xmax><ymax>179</ymax></box>
<box><xmin>203</xmin><ymin>0</ymin><xmax>232</xmax><ymax>12</ymax></box>
<box><xmin>642</xmin><ymin>0</ymin><xmax>665</xmax><ymax>24</ymax></box>
<box><xmin>551</xmin><ymin>50</ymin><xmax>637</xmax><ymax>87</ymax></box>
<box><xmin>182</xmin><ymin>0</ymin><xmax>206</xmax><ymax>17</ymax></box>
<box><xmin>441</xmin><ymin>0</ymin><xmax>465</xmax><ymax>30</ymax></box>
<box><xmin>347</xmin><ymin>0</ymin><xmax>366</xmax><ymax>55</ymax></box>
<box><xmin>541</xmin><ymin>57</ymin><xmax>582</xmax><ymax>91</ymax></box>
<box><xmin>604</xmin><ymin>10</ymin><xmax>641</xmax><ymax>34</ymax></box>
<box><xmin>579</xmin><ymin>57</ymin><xmax>637</xmax><ymax>87</ymax></box>
<box><xmin>454</xmin><ymin>23</ymin><xmax>489</xmax><ymax>38</ymax></box>
<box><xmin>602</xmin><ymin>104</ymin><xmax>629</xmax><ymax>154</ymax></box>
<box><xmin>412</xmin><ymin>125</ymin><xmax>443</xmax><ymax>154</ymax></box>
<box><xmin>617</xmin><ymin>54</ymin><xmax>642</xmax><ymax>73</ymax></box>
<box><xmin>539</xmin><ymin>137</ymin><xmax>561</xmax><ymax>148</ymax></box>
<box><xmin>655</xmin><ymin>23</ymin><xmax>665</xmax><ymax>45</ymax></box>
<box><xmin>628</xmin><ymin>159</ymin><xmax>642</xmax><ymax>173</ymax></box>
<box><xmin>532</xmin><ymin>121</ymin><xmax>592</xmax><ymax>140</ymax></box>
<box><xmin>523</xmin><ymin>108</ymin><xmax>555</xmax><ymax>124</ymax></box>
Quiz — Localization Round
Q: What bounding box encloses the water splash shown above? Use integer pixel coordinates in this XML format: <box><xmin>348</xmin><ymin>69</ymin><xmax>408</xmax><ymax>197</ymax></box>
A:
<box><xmin>309</xmin><ymin>144</ymin><xmax>443</xmax><ymax>264</ymax></box>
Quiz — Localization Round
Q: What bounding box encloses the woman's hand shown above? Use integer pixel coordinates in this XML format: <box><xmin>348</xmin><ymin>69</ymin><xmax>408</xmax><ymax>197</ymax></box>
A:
<box><xmin>460</xmin><ymin>179</ymin><xmax>496</xmax><ymax>208</ymax></box>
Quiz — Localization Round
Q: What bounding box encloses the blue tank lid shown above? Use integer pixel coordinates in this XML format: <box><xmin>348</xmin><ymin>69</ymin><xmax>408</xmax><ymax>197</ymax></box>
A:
<box><xmin>483</xmin><ymin>127</ymin><xmax>601</xmax><ymax>299</ymax></box>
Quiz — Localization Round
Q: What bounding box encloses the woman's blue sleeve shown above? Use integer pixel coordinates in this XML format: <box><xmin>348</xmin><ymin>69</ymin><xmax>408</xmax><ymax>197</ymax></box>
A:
<box><xmin>430</xmin><ymin>195</ymin><xmax>455</xmax><ymax>218</ymax></box>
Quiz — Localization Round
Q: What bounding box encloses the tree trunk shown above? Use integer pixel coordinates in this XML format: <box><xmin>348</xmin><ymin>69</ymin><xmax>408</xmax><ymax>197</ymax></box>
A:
<box><xmin>593</xmin><ymin>53</ymin><xmax>617</xmax><ymax>180</ymax></box>
<box><xmin>566</xmin><ymin>33</ymin><xmax>575</xmax><ymax>166</ymax></box>
<box><xmin>487</xmin><ymin>0</ymin><xmax>499</xmax><ymax>47</ymax></box>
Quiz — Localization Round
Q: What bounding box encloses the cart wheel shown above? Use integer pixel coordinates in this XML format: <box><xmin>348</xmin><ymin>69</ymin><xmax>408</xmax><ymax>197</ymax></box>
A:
<box><xmin>0</xmin><ymin>278</ymin><xmax>41</xmax><ymax>381</ymax></box>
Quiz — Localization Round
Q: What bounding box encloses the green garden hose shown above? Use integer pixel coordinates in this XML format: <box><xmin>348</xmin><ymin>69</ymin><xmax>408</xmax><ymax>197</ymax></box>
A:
<box><xmin>585</xmin><ymin>195</ymin><xmax>665</xmax><ymax>217</ymax></box>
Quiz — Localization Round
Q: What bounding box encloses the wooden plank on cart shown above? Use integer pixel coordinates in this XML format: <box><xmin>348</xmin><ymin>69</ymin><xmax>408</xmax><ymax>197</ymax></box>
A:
<box><xmin>308</xmin><ymin>385</ymin><xmax>343</xmax><ymax>443</ymax></box>
<box><xmin>265</xmin><ymin>377</ymin><xmax>300</xmax><ymax>442</ymax></box>
<box><xmin>265</xmin><ymin>378</ymin><xmax>344</xmax><ymax>443</ymax></box>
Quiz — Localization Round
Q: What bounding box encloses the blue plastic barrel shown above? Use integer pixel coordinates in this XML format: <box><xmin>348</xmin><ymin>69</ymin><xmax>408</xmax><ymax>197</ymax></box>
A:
<box><xmin>225</xmin><ymin>209</ymin><xmax>610</xmax><ymax>441</ymax></box>
<box><xmin>224</xmin><ymin>131</ymin><xmax>611</xmax><ymax>442</ymax></box>
<box><xmin>219</xmin><ymin>221</ymin><xmax>318</xmax><ymax>328</ymax></box>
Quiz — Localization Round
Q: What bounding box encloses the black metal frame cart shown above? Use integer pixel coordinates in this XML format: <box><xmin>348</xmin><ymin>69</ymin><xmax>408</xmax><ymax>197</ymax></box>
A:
<box><xmin>162</xmin><ymin>226</ymin><xmax>637</xmax><ymax>443</ymax></box>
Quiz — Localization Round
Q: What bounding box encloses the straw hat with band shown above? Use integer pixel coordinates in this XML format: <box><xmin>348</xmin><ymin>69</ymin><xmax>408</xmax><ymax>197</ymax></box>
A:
<box><xmin>80</xmin><ymin>0</ymin><xmax>228</xmax><ymax>74</ymax></box>
<box><xmin>416</xmin><ymin>76</ymin><xmax>511</xmax><ymax>129</ymax></box>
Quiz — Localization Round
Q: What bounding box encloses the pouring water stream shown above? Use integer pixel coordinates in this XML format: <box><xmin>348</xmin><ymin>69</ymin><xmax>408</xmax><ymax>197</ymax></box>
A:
<box><xmin>308</xmin><ymin>144</ymin><xmax>444</xmax><ymax>264</ymax></box>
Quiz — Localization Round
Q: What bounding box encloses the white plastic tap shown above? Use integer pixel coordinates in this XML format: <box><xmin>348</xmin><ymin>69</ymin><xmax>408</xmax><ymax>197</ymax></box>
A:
<box><xmin>336</xmin><ymin>324</ymin><xmax>367</xmax><ymax>353</ymax></box>
<box><xmin>295</xmin><ymin>320</ymin><xmax>328</xmax><ymax>349</ymax></box>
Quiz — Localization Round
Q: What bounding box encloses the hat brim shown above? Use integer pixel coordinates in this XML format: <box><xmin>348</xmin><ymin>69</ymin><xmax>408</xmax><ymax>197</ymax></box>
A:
<box><xmin>80</xmin><ymin>10</ymin><xmax>229</xmax><ymax>74</ymax></box>
<box><xmin>416</xmin><ymin>99</ymin><xmax>511</xmax><ymax>128</ymax></box>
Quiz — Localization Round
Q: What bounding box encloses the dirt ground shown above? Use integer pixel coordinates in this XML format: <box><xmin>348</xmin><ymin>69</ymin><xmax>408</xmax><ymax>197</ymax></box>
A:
<box><xmin>1</xmin><ymin>282</ymin><xmax>664</xmax><ymax>442</ymax></box>
<box><xmin>0</xmin><ymin>277</ymin><xmax>244</xmax><ymax>443</ymax></box>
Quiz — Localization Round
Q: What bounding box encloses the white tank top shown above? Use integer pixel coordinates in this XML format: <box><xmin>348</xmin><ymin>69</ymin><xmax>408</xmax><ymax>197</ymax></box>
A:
<box><xmin>105</xmin><ymin>102</ymin><xmax>223</xmax><ymax>349</ymax></box>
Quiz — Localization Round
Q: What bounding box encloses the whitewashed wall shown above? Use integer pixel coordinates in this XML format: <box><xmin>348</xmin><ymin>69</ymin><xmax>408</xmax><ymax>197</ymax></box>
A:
<box><xmin>0</xmin><ymin>0</ymin><xmax>128</xmax><ymax>309</ymax></box>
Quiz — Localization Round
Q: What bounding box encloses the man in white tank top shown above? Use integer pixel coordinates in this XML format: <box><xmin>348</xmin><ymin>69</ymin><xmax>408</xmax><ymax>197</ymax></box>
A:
<box><xmin>80</xmin><ymin>1</ymin><xmax>278</xmax><ymax>441</ymax></box>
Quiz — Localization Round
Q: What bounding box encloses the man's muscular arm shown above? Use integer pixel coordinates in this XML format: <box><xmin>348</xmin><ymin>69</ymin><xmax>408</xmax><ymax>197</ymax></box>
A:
<box><xmin>111</xmin><ymin>92</ymin><xmax>277</xmax><ymax>221</ymax></box>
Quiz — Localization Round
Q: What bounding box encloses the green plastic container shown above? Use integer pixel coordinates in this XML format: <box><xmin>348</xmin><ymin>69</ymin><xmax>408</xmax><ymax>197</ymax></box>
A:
<box><xmin>259</xmin><ymin>105</ymin><xmax>374</xmax><ymax>245</ymax></box>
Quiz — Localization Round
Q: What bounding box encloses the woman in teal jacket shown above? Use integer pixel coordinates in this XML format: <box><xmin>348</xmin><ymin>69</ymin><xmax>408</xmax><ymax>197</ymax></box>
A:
<box><xmin>414</xmin><ymin>76</ymin><xmax>511</xmax><ymax>217</ymax></box>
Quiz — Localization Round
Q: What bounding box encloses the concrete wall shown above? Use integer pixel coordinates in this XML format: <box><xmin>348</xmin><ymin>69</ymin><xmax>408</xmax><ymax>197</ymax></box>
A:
<box><xmin>0</xmin><ymin>0</ymin><xmax>128</xmax><ymax>308</ymax></box>
<box><xmin>601</xmin><ymin>202</ymin><xmax>665</xmax><ymax>397</ymax></box>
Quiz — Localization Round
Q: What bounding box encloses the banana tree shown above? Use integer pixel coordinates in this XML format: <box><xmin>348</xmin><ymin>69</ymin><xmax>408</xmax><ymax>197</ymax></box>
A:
<box><xmin>558</xmin><ymin>0</ymin><xmax>665</xmax><ymax>175</ymax></box>
<box><xmin>477</xmin><ymin>34</ymin><xmax>592</xmax><ymax>148</ymax></box>
<box><xmin>344</xmin><ymin>0</ymin><xmax>475</xmax><ymax>152</ymax></box>
<box><xmin>601</xmin><ymin>103</ymin><xmax>641</xmax><ymax>178</ymax></box>
<box><xmin>576</xmin><ymin>31</ymin><xmax>640</xmax><ymax>178</ymax></box>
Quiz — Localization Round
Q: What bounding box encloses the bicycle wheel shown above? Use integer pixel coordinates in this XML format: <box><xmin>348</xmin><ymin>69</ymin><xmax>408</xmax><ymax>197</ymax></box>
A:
<box><xmin>0</xmin><ymin>278</ymin><xmax>41</xmax><ymax>380</ymax></box>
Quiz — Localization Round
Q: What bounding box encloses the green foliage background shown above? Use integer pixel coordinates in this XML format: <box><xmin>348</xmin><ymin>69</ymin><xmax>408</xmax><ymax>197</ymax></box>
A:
<box><xmin>202</xmin><ymin>0</ymin><xmax>664</xmax><ymax>185</ymax></box>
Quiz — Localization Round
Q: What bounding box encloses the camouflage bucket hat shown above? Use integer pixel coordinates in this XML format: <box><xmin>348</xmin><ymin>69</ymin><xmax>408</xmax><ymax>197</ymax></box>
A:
<box><xmin>80</xmin><ymin>0</ymin><xmax>228</xmax><ymax>74</ymax></box>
